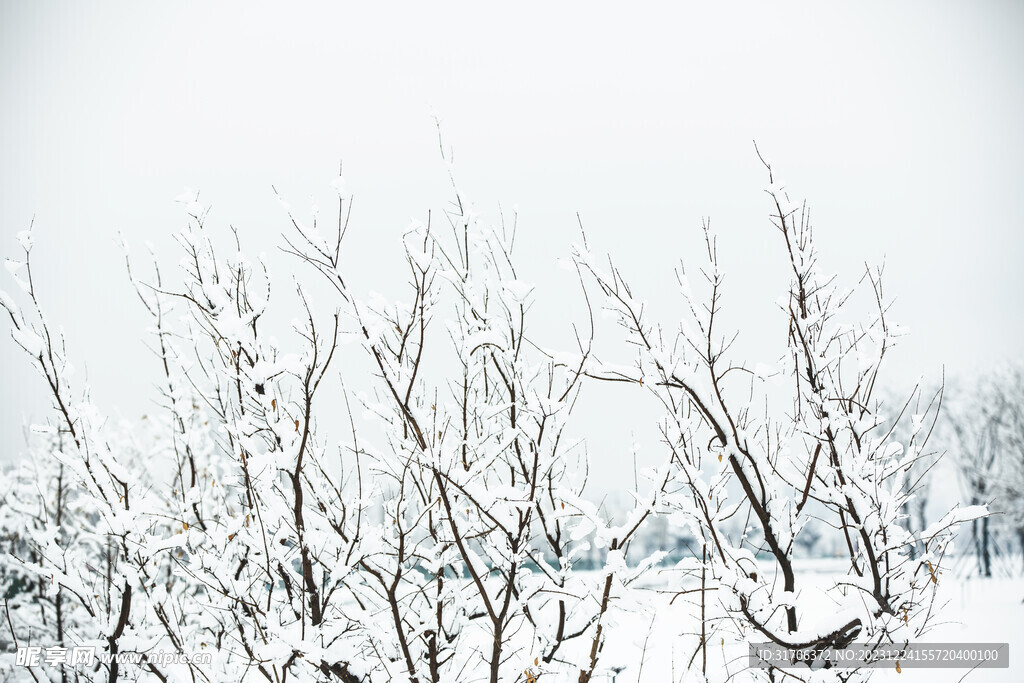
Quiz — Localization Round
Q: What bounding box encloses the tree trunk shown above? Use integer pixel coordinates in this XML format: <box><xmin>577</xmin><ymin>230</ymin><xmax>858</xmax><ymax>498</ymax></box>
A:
<box><xmin>1018</xmin><ymin>529</ymin><xmax>1024</xmax><ymax>572</ymax></box>
<box><xmin>981</xmin><ymin>515</ymin><xmax>992</xmax><ymax>578</ymax></box>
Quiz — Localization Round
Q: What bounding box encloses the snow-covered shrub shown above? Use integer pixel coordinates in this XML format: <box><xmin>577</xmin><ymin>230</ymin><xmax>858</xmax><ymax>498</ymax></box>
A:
<box><xmin>0</xmin><ymin>173</ymin><xmax>663</xmax><ymax>682</ymax></box>
<box><xmin>571</xmin><ymin>157</ymin><xmax>984</xmax><ymax>681</ymax></box>
<box><xmin>283</xmin><ymin>175</ymin><xmax>669</xmax><ymax>682</ymax></box>
<box><xmin>0</xmin><ymin>155</ymin><xmax>979</xmax><ymax>683</ymax></box>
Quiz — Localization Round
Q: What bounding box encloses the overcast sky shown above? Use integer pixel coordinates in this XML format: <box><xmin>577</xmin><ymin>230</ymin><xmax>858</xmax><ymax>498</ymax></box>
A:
<box><xmin>2</xmin><ymin>1</ymin><xmax>1022</xmax><ymax>493</ymax></box>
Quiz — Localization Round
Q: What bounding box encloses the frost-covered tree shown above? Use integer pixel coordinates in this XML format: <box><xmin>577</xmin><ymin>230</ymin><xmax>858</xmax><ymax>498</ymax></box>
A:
<box><xmin>571</xmin><ymin>154</ymin><xmax>983</xmax><ymax>680</ymax></box>
<box><xmin>0</xmin><ymin>167</ymin><xmax>664</xmax><ymax>682</ymax></box>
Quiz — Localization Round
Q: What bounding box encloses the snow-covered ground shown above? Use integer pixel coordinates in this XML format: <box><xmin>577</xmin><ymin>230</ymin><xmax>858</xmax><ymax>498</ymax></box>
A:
<box><xmin>588</xmin><ymin>559</ymin><xmax>1023</xmax><ymax>682</ymax></box>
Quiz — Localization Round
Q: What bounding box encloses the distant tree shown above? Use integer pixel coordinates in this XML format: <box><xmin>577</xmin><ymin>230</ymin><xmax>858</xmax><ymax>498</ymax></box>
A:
<box><xmin>991</xmin><ymin>367</ymin><xmax>1024</xmax><ymax>565</ymax></box>
<box><xmin>0</xmin><ymin>438</ymin><xmax>104</xmax><ymax>683</ymax></box>
<box><xmin>942</xmin><ymin>365</ymin><xmax>1024</xmax><ymax>575</ymax></box>
<box><xmin>881</xmin><ymin>382</ymin><xmax>945</xmax><ymax>561</ymax></box>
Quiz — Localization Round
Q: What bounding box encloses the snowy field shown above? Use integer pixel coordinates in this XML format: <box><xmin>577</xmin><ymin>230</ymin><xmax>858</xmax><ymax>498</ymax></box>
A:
<box><xmin>586</xmin><ymin>559</ymin><xmax>1024</xmax><ymax>682</ymax></box>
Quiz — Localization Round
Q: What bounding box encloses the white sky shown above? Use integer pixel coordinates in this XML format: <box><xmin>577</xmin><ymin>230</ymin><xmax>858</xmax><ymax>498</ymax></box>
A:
<box><xmin>2</xmin><ymin>1</ymin><xmax>1022</xmax><ymax>493</ymax></box>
